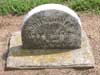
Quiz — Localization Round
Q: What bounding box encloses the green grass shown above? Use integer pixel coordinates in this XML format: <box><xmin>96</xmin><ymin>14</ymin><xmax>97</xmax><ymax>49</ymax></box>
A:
<box><xmin>67</xmin><ymin>0</ymin><xmax>100</xmax><ymax>14</ymax></box>
<box><xmin>0</xmin><ymin>0</ymin><xmax>100</xmax><ymax>15</ymax></box>
<box><xmin>0</xmin><ymin>0</ymin><xmax>64</xmax><ymax>15</ymax></box>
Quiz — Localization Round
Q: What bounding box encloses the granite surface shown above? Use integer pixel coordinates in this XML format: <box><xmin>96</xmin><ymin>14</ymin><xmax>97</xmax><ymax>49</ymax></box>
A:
<box><xmin>22</xmin><ymin>10</ymin><xmax>81</xmax><ymax>49</ymax></box>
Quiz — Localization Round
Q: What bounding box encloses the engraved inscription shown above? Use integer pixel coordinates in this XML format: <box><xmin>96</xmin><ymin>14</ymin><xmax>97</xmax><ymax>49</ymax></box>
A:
<box><xmin>22</xmin><ymin>10</ymin><xmax>81</xmax><ymax>49</ymax></box>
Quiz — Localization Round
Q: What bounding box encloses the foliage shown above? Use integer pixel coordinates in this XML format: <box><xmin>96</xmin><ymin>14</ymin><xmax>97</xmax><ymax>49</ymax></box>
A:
<box><xmin>68</xmin><ymin>0</ymin><xmax>100</xmax><ymax>14</ymax></box>
<box><xmin>0</xmin><ymin>0</ymin><xmax>100</xmax><ymax>15</ymax></box>
<box><xmin>0</xmin><ymin>0</ymin><xmax>64</xmax><ymax>15</ymax></box>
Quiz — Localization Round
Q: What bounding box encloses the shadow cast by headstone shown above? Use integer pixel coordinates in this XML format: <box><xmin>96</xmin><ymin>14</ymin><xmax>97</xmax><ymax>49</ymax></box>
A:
<box><xmin>8</xmin><ymin>45</ymin><xmax>77</xmax><ymax>56</ymax></box>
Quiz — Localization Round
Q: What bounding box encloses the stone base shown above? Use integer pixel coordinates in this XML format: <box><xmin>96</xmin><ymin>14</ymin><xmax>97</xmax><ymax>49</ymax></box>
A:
<box><xmin>6</xmin><ymin>31</ymin><xmax>95</xmax><ymax>69</ymax></box>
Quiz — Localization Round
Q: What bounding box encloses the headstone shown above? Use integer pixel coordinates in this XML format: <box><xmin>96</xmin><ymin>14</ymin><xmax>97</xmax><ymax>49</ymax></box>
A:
<box><xmin>21</xmin><ymin>4</ymin><xmax>81</xmax><ymax>49</ymax></box>
<box><xmin>6</xmin><ymin>4</ymin><xmax>95</xmax><ymax>69</ymax></box>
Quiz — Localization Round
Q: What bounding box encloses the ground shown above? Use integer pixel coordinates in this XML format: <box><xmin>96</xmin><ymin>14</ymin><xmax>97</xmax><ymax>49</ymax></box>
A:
<box><xmin>0</xmin><ymin>13</ymin><xmax>100</xmax><ymax>75</ymax></box>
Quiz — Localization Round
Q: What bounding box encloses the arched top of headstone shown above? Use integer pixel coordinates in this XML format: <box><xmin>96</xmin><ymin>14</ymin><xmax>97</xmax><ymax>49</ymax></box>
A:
<box><xmin>22</xmin><ymin>4</ymin><xmax>81</xmax><ymax>27</ymax></box>
<box><xmin>21</xmin><ymin>4</ymin><xmax>82</xmax><ymax>49</ymax></box>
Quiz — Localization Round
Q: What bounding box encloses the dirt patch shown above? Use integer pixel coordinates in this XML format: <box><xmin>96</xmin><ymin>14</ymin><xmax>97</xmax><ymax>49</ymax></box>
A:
<box><xmin>0</xmin><ymin>13</ymin><xmax>100</xmax><ymax>75</ymax></box>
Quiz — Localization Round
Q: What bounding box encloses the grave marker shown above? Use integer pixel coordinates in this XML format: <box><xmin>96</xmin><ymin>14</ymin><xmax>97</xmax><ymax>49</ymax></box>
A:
<box><xmin>6</xmin><ymin>4</ymin><xmax>95</xmax><ymax>69</ymax></box>
<box><xmin>22</xmin><ymin>9</ymin><xmax>81</xmax><ymax>49</ymax></box>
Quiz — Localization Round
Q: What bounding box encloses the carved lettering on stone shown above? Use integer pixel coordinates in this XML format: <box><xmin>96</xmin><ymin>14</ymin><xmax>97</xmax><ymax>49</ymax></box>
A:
<box><xmin>21</xmin><ymin>5</ymin><xmax>81</xmax><ymax>49</ymax></box>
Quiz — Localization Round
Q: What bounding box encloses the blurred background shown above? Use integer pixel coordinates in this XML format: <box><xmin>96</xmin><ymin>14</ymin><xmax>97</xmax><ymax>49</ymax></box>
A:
<box><xmin>0</xmin><ymin>0</ymin><xmax>100</xmax><ymax>15</ymax></box>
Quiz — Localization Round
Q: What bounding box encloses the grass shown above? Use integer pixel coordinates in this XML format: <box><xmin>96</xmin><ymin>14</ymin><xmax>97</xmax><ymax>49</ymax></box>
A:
<box><xmin>0</xmin><ymin>0</ymin><xmax>64</xmax><ymax>15</ymax></box>
<box><xmin>67</xmin><ymin>0</ymin><xmax>100</xmax><ymax>14</ymax></box>
<box><xmin>0</xmin><ymin>0</ymin><xmax>100</xmax><ymax>15</ymax></box>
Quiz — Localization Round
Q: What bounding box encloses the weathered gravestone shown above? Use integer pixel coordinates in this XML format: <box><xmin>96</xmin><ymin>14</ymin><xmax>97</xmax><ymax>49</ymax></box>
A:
<box><xmin>6</xmin><ymin>4</ymin><xmax>95</xmax><ymax>69</ymax></box>
<box><xmin>21</xmin><ymin>9</ymin><xmax>81</xmax><ymax>49</ymax></box>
